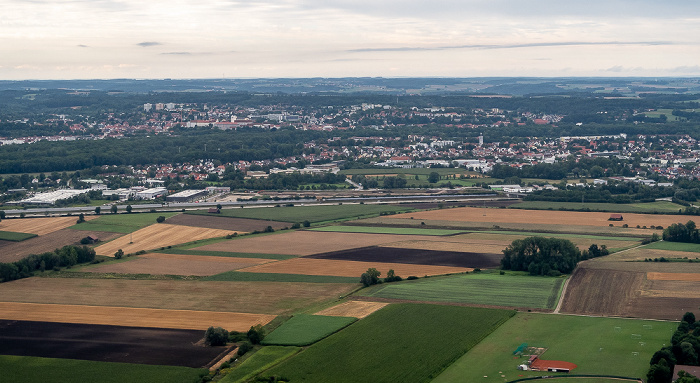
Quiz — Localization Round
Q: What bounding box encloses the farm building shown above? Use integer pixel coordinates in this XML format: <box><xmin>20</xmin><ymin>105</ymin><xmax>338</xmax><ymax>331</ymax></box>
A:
<box><xmin>608</xmin><ymin>214</ymin><xmax>623</xmax><ymax>221</ymax></box>
<box><xmin>166</xmin><ymin>189</ymin><xmax>208</xmax><ymax>203</ymax></box>
<box><xmin>673</xmin><ymin>365</ymin><xmax>700</xmax><ymax>382</ymax></box>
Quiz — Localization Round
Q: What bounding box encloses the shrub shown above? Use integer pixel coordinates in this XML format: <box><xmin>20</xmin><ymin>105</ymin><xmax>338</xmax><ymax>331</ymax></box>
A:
<box><xmin>407</xmin><ymin>276</ymin><xmax>419</xmax><ymax>280</ymax></box>
<box><xmin>291</xmin><ymin>222</ymin><xmax>301</xmax><ymax>229</ymax></box>
<box><xmin>204</xmin><ymin>326</ymin><xmax>229</xmax><ymax>346</ymax></box>
<box><xmin>623</xmin><ymin>223</ymin><xmax>629</xmax><ymax>228</ymax></box>
<box><xmin>114</xmin><ymin>249</ymin><xmax>124</xmax><ymax>259</ymax></box>
<box><xmin>237</xmin><ymin>341</ymin><xmax>253</xmax><ymax>356</ymax></box>
<box><xmin>156</xmin><ymin>216</ymin><xmax>166</xmax><ymax>223</ymax></box>
<box><xmin>302</xmin><ymin>220</ymin><xmax>311</xmax><ymax>228</ymax></box>
<box><xmin>247</xmin><ymin>324</ymin><xmax>266</xmax><ymax>344</ymax></box>
<box><xmin>80</xmin><ymin>237</ymin><xmax>91</xmax><ymax>245</ymax></box>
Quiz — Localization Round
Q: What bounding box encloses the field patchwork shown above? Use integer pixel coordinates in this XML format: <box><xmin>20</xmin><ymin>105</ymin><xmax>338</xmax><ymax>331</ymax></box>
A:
<box><xmin>81</xmin><ymin>253</ymin><xmax>274</xmax><ymax>276</ymax></box>
<box><xmin>219</xmin><ymin>346</ymin><xmax>300</xmax><ymax>383</ymax></box>
<box><xmin>70</xmin><ymin>212</ymin><xmax>179</xmax><ymax>233</ymax></box>
<box><xmin>187</xmin><ymin>204</ymin><xmax>414</xmax><ymax>223</ymax></box>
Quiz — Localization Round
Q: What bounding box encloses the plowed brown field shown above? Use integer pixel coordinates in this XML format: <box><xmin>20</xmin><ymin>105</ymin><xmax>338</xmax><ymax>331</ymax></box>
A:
<box><xmin>238</xmin><ymin>258</ymin><xmax>469</xmax><ymax>277</ymax></box>
<box><xmin>193</xmin><ymin>231</ymin><xmax>443</xmax><ymax>256</ymax></box>
<box><xmin>0</xmin><ymin>216</ymin><xmax>98</xmax><ymax>235</ymax></box>
<box><xmin>0</xmin><ymin>229</ymin><xmax>121</xmax><ymax>263</ymax></box>
<box><xmin>82</xmin><ymin>253</ymin><xmax>273</xmax><ymax>276</ymax></box>
<box><xmin>315</xmin><ymin>301</ymin><xmax>389</xmax><ymax>319</ymax></box>
<box><xmin>560</xmin><ymin>266</ymin><xmax>645</xmax><ymax>317</ymax></box>
<box><xmin>0</xmin><ymin>302</ymin><xmax>275</xmax><ymax>331</ymax></box>
<box><xmin>94</xmin><ymin>223</ymin><xmax>236</xmax><ymax>256</ymax></box>
<box><xmin>0</xmin><ymin>278</ymin><xmax>356</xmax><ymax>315</ymax></box>
<box><xmin>392</xmin><ymin>207</ymin><xmax>684</xmax><ymax>229</ymax></box>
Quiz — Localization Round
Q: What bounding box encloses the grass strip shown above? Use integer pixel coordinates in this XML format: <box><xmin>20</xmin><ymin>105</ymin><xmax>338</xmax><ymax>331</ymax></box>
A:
<box><xmin>262</xmin><ymin>315</ymin><xmax>357</xmax><ymax>346</ymax></box>
<box><xmin>309</xmin><ymin>226</ymin><xmax>464</xmax><ymax>236</ymax></box>
<box><xmin>642</xmin><ymin>241</ymin><xmax>700</xmax><ymax>253</ymax></box>
<box><xmin>187</xmin><ymin>204</ymin><xmax>415</xmax><ymax>223</ymax></box>
<box><xmin>219</xmin><ymin>346</ymin><xmax>301</xmax><ymax>383</ymax></box>
<box><xmin>202</xmin><ymin>271</ymin><xmax>359</xmax><ymax>284</ymax></box>
<box><xmin>0</xmin><ymin>230</ymin><xmax>37</xmax><ymax>241</ymax></box>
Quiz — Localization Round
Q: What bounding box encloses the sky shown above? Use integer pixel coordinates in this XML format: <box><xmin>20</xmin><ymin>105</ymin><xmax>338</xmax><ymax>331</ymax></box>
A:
<box><xmin>1</xmin><ymin>0</ymin><xmax>699</xmax><ymax>80</ymax></box>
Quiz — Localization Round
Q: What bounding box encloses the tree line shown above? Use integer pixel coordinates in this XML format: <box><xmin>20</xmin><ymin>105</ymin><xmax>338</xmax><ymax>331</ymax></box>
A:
<box><xmin>0</xmin><ymin>245</ymin><xmax>96</xmax><ymax>283</ymax></box>
<box><xmin>500</xmin><ymin>237</ymin><xmax>609</xmax><ymax>276</ymax></box>
<box><xmin>647</xmin><ymin>312</ymin><xmax>700</xmax><ymax>383</ymax></box>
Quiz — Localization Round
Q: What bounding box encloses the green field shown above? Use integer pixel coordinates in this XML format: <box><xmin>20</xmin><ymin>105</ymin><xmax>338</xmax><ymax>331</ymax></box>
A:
<box><xmin>154</xmin><ymin>249</ymin><xmax>295</xmax><ymax>260</ymax></box>
<box><xmin>0</xmin><ymin>355</ymin><xmax>206</xmax><ymax>383</ymax></box>
<box><xmin>219</xmin><ymin>346</ymin><xmax>300</xmax><ymax>383</ymax></box>
<box><xmin>511</xmin><ymin>200</ymin><xmax>685</xmax><ymax>214</ymax></box>
<box><xmin>0</xmin><ymin>230</ymin><xmax>38</xmax><ymax>241</ymax></box>
<box><xmin>310</xmin><ymin>226</ymin><xmax>464</xmax><ymax>236</ymax></box>
<box><xmin>187</xmin><ymin>204</ymin><xmax>415</xmax><ymax>224</ymax></box>
<box><xmin>202</xmin><ymin>271</ymin><xmax>360</xmax><ymax>283</ymax></box>
<box><xmin>643</xmin><ymin>241</ymin><xmax>700</xmax><ymax>253</ymax></box>
<box><xmin>433</xmin><ymin>313</ymin><xmax>677</xmax><ymax>383</ymax></box>
<box><xmin>264</xmin><ymin>303</ymin><xmax>514</xmax><ymax>383</ymax></box>
<box><xmin>70</xmin><ymin>212</ymin><xmax>180</xmax><ymax>233</ymax></box>
<box><xmin>262</xmin><ymin>314</ymin><xmax>357</xmax><ymax>346</ymax></box>
<box><xmin>359</xmin><ymin>273</ymin><xmax>565</xmax><ymax>309</ymax></box>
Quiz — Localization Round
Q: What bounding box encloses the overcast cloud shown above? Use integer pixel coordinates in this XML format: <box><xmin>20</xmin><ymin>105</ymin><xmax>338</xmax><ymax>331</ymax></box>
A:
<box><xmin>0</xmin><ymin>0</ymin><xmax>698</xmax><ymax>79</ymax></box>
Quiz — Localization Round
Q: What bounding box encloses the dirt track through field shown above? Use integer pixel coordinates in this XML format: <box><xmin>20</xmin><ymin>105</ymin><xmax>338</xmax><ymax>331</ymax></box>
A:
<box><xmin>0</xmin><ymin>216</ymin><xmax>98</xmax><ymax>235</ymax></box>
<box><xmin>0</xmin><ymin>302</ymin><xmax>275</xmax><ymax>331</ymax></box>
<box><xmin>238</xmin><ymin>257</ymin><xmax>469</xmax><ymax>277</ymax></box>
<box><xmin>391</xmin><ymin>207</ymin><xmax>685</xmax><ymax>229</ymax></box>
<box><xmin>315</xmin><ymin>301</ymin><xmax>389</xmax><ymax>318</ymax></box>
<box><xmin>94</xmin><ymin>223</ymin><xmax>236</xmax><ymax>256</ymax></box>
<box><xmin>83</xmin><ymin>253</ymin><xmax>274</xmax><ymax>276</ymax></box>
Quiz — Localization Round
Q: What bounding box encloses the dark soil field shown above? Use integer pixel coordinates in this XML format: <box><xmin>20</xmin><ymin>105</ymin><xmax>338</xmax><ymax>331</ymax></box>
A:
<box><xmin>166</xmin><ymin>214</ymin><xmax>291</xmax><ymax>231</ymax></box>
<box><xmin>0</xmin><ymin>320</ymin><xmax>225</xmax><ymax>367</ymax></box>
<box><xmin>305</xmin><ymin>246</ymin><xmax>502</xmax><ymax>268</ymax></box>
<box><xmin>0</xmin><ymin>229</ymin><xmax>121</xmax><ymax>263</ymax></box>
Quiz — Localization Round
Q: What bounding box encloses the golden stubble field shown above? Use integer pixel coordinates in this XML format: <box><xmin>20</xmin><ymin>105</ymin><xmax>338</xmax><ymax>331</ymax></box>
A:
<box><xmin>0</xmin><ymin>302</ymin><xmax>275</xmax><ymax>331</ymax></box>
<box><xmin>94</xmin><ymin>223</ymin><xmax>237</xmax><ymax>256</ymax></box>
<box><xmin>0</xmin><ymin>216</ymin><xmax>98</xmax><ymax>235</ymax></box>
<box><xmin>83</xmin><ymin>253</ymin><xmax>274</xmax><ymax>276</ymax></box>
<box><xmin>315</xmin><ymin>300</ymin><xmax>389</xmax><ymax>319</ymax></box>
<box><xmin>0</xmin><ymin>278</ymin><xmax>357</xmax><ymax>315</ymax></box>
<box><xmin>391</xmin><ymin>207</ymin><xmax>686</xmax><ymax>229</ymax></box>
<box><xmin>238</xmin><ymin>257</ymin><xmax>470</xmax><ymax>277</ymax></box>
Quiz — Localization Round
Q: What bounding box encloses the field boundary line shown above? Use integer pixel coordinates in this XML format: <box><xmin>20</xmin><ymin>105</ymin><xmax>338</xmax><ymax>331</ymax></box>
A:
<box><xmin>553</xmin><ymin>273</ymin><xmax>572</xmax><ymax>314</ymax></box>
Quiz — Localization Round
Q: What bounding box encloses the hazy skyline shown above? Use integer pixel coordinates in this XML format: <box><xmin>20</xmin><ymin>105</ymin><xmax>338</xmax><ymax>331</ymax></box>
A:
<box><xmin>2</xmin><ymin>0</ymin><xmax>699</xmax><ymax>80</ymax></box>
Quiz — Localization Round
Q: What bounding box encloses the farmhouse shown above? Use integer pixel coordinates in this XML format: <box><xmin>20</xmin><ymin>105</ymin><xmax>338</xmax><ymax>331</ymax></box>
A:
<box><xmin>608</xmin><ymin>214</ymin><xmax>624</xmax><ymax>221</ymax></box>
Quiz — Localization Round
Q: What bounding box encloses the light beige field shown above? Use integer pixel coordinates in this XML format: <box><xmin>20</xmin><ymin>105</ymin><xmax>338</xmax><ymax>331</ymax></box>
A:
<box><xmin>0</xmin><ymin>302</ymin><xmax>274</xmax><ymax>331</ymax></box>
<box><xmin>82</xmin><ymin>253</ymin><xmax>273</xmax><ymax>276</ymax></box>
<box><xmin>392</xmin><ymin>207</ymin><xmax>685</xmax><ymax>229</ymax></box>
<box><xmin>315</xmin><ymin>301</ymin><xmax>389</xmax><ymax>319</ymax></box>
<box><xmin>647</xmin><ymin>272</ymin><xmax>700</xmax><ymax>282</ymax></box>
<box><xmin>0</xmin><ymin>216</ymin><xmax>98</xmax><ymax>235</ymax></box>
<box><xmin>193</xmin><ymin>231</ymin><xmax>442</xmax><ymax>256</ymax></box>
<box><xmin>238</xmin><ymin>258</ymin><xmax>469</xmax><ymax>277</ymax></box>
<box><xmin>94</xmin><ymin>223</ymin><xmax>236</xmax><ymax>256</ymax></box>
<box><xmin>0</xmin><ymin>278</ymin><xmax>356</xmax><ymax>315</ymax></box>
<box><xmin>380</xmin><ymin>239</ymin><xmax>506</xmax><ymax>254</ymax></box>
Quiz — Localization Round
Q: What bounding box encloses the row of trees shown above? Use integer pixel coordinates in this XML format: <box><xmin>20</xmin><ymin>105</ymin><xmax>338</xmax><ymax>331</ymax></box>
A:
<box><xmin>663</xmin><ymin>221</ymin><xmax>700</xmax><ymax>243</ymax></box>
<box><xmin>648</xmin><ymin>312</ymin><xmax>700</xmax><ymax>383</ymax></box>
<box><xmin>500</xmin><ymin>237</ymin><xmax>609</xmax><ymax>276</ymax></box>
<box><xmin>0</xmin><ymin>245</ymin><xmax>96</xmax><ymax>282</ymax></box>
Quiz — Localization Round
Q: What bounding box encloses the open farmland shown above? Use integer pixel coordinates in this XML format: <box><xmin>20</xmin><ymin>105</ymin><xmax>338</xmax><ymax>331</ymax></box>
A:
<box><xmin>261</xmin><ymin>314</ymin><xmax>357</xmax><ymax>346</ymax></box>
<box><xmin>0</xmin><ymin>355</ymin><xmax>206</xmax><ymax>383</ymax></box>
<box><xmin>265</xmin><ymin>304</ymin><xmax>514</xmax><ymax>383</ymax></box>
<box><xmin>70</xmin><ymin>212</ymin><xmax>180</xmax><ymax>233</ymax></box>
<box><xmin>310</xmin><ymin>225</ymin><xmax>465</xmax><ymax>236</ymax></box>
<box><xmin>165</xmin><ymin>213</ymin><xmax>291</xmax><ymax>231</ymax></box>
<box><xmin>0</xmin><ymin>278</ymin><xmax>358</xmax><ymax>315</ymax></box>
<box><xmin>188</xmin><ymin>204</ymin><xmax>414</xmax><ymax>223</ymax></box>
<box><xmin>306</xmin><ymin>246</ymin><xmax>502</xmax><ymax>268</ymax></box>
<box><xmin>81</xmin><ymin>253</ymin><xmax>274</xmax><ymax>276</ymax></box>
<box><xmin>359</xmin><ymin>272</ymin><xmax>564</xmax><ymax>309</ymax></box>
<box><xmin>433</xmin><ymin>313</ymin><xmax>677</xmax><ymax>383</ymax></box>
<box><xmin>560</xmin><ymin>261</ymin><xmax>700</xmax><ymax>320</ymax></box>
<box><xmin>391</xmin><ymin>206</ymin><xmax>685</xmax><ymax>229</ymax></box>
<box><xmin>643</xmin><ymin>240</ymin><xmax>700</xmax><ymax>253</ymax></box>
<box><xmin>315</xmin><ymin>301</ymin><xmax>389</xmax><ymax>319</ymax></box>
<box><xmin>219</xmin><ymin>346</ymin><xmax>300</xmax><ymax>383</ymax></box>
<box><xmin>237</xmin><ymin>258</ymin><xmax>470</xmax><ymax>277</ymax></box>
<box><xmin>94</xmin><ymin>223</ymin><xmax>236</xmax><ymax>256</ymax></box>
<box><xmin>0</xmin><ymin>320</ymin><xmax>225</xmax><ymax>367</ymax></box>
<box><xmin>192</xmin><ymin>231</ymin><xmax>448</xmax><ymax>256</ymax></box>
<box><xmin>511</xmin><ymin>200</ymin><xmax>686</xmax><ymax>214</ymax></box>
<box><xmin>0</xmin><ymin>216</ymin><xmax>98</xmax><ymax>235</ymax></box>
<box><xmin>0</xmin><ymin>229</ymin><xmax>121</xmax><ymax>263</ymax></box>
<box><xmin>0</xmin><ymin>302</ymin><xmax>275</xmax><ymax>331</ymax></box>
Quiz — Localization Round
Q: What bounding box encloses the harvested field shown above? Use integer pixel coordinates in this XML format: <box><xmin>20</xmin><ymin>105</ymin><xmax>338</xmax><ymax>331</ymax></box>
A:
<box><xmin>94</xmin><ymin>223</ymin><xmax>237</xmax><ymax>256</ymax></box>
<box><xmin>237</xmin><ymin>258</ymin><xmax>469</xmax><ymax>277</ymax></box>
<box><xmin>379</xmin><ymin>239</ymin><xmax>506</xmax><ymax>253</ymax></box>
<box><xmin>0</xmin><ymin>319</ymin><xmax>224</xmax><ymax>367</ymax></box>
<box><xmin>647</xmin><ymin>272</ymin><xmax>700</xmax><ymax>281</ymax></box>
<box><xmin>0</xmin><ymin>216</ymin><xmax>97</xmax><ymax>235</ymax></box>
<box><xmin>0</xmin><ymin>278</ymin><xmax>357</xmax><ymax>315</ymax></box>
<box><xmin>392</xmin><ymin>207</ymin><xmax>683</xmax><ymax>230</ymax></box>
<box><xmin>82</xmin><ymin>253</ymin><xmax>273</xmax><ymax>276</ymax></box>
<box><xmin>193</xmin><ymin>231</ymin><xmax>443</xmax><ymax>256</ymax></box>
<box><xmin>315</xmin><ymin>301</ymin><xmax>389</xmax><ymax>319</ymax></box>
<box><xmin>0</xmin><ymin>302</ymin><xmax>274</xmax><ymax>331</ymax></box>
<box><xmin>305</xmin><ymin>246</ymin><xmax>502</xmax><ymax>268</ymax></box>
<box><xmin>165</xmin><ymin>214</ymin><xmax>291</xmax><ymax>231</ymax></box>
<box><xmin>0</xmin><ymin>229</ymin><xmax>121</xmax><ymax>263</ymax></box>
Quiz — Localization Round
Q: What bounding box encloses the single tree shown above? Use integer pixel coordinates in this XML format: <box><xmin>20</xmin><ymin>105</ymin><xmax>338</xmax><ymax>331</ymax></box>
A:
<box><xmin>110</xmin><ymin>204</ymin><xmax>117</xmax><ymax>214</ymax></box>
<box><xmin>94</xmin><ymin>206</ymin><xmax>101</xmax><ymax>215</ymax></box>
<box><xmin>204</xmin><ymin>326</ymin><xmax>229</xmax><ymax>346</ymax></box>
<box><xmin>76</xmin><ymin>213</ymin><xmax>85</xmax><ymax>224</ymax></box>
<box><xmin>428</xmin><ymin>172</ymin><xmax>440</xmax><ymax>183</ymax></box>
<box><xmin>156</xmin><ymin>216</ymin><xmax>166</xmax><ymax>223</ymax></box>
<box><xmin>126</xmin><ymin>205</ymin><xmax>132</xmax><ymax>214</ymax></box>
<box><xmin>247</xmin><ymin>324</ymin><xmax>265</xmax><ymax>344</ymax></box>
<box><xmin>114</xmin><ymin>249</ymin><xmax>124</xmax><ymax>259</ymax></box>
<box><xmin>302</xmin><ymin>220</ymin><xmax>311</xmax><ymax>228</ymax></box>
